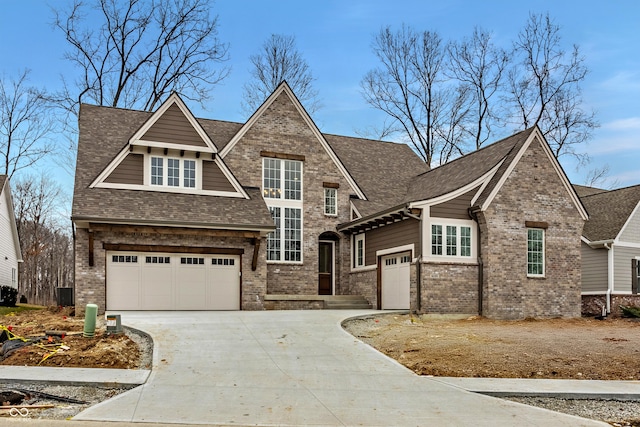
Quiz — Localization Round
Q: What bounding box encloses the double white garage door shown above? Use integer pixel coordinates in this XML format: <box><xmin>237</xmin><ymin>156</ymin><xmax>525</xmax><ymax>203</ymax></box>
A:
<box><xmin>106</xmin><ymin>252</ymin><xmax>240</xmax><ymax>310</ymax></box>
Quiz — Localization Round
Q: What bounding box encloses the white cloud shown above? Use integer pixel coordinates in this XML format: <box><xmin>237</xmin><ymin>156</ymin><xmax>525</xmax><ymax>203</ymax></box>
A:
<box><xmin>600</xmin><ymin>71</ymin><xmax>640</xmax><ymax>93</ymax></box>
<box><xmin>602</xmin><ymin>117</ymin><xmax>640</xmax><ymax>131</ymax></box>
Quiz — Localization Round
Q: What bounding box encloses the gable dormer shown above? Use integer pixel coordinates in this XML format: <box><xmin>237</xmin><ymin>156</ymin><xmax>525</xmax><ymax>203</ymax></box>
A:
<box><xmin>90</xmin><ymin>93</ymin><xmax>247</xmax><ymax>198</ymax></box>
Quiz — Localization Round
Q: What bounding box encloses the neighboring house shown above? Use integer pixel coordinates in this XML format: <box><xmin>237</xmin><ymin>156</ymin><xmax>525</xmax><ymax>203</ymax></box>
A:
<box><xmin>0</xmin><ymin>175</ymin><xmax>22</xmax><ymax>302</ymax></box>
<box><xmin>72</xmin><ymin>82</ymin><xmax>587</xmax><ymax>319</ymax></box>
<box><xmin>578</xmin><ymin>185</ymin><xmax>640</xmax><ymax>315</ymax></box>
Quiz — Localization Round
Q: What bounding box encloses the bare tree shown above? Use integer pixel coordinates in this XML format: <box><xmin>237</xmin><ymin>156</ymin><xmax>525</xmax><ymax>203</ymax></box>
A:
<box><xmin>361</xmin><ymin>25</ymin><xmax>469</xmax><ymax>166</ymax></box>
<box><xmin>584</xmin><ymin>164</ymin><xmax>619</xmax><ymax>189</ymax></box>
<box><xmin>52</xmin><ymin>0</ymin><xmax>229</xmax><ymax>117</ymax></box>
<box><xmin>507</xmin><ymin>12</ymin><xmax>597</xmax><ymax>159</ymax></box>
<box><xmin>13</xmin><ymin>174</ymin><xmax>71</xmax><ymax>306</ymax></box>
<box><xmin>447</xmin><ymin>28</ymin><xmax>509</xmax><ymax>150</ymax></box>
<box><xmin>0</xmin><ymin>70</ymin><xmax>55</xmax><ymax>179</ymax></box>
<box><xmin>242</xmin><ymin>34</ymin><xmax>320</xmax><ymax>114</ymax></box>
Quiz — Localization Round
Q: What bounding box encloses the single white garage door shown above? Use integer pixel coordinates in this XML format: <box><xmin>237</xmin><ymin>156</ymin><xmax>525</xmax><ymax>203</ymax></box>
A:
<box><xmin>381</xmin><ymin>252</ymin><xmax>411</xmax><ymax>310</ymax></box>
<box><xmin>106</xmin><ymin>252</ymin><xmax>240</xmax><ymax>310</ymax></box>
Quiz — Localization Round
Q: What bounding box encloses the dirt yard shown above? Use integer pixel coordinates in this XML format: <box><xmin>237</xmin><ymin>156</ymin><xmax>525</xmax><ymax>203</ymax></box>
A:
<box><xmin>1</xmin><ymin>307</ymin><xmax>143</xmax><ymax>369</ymax></box>
<box><xmin>343</xmin><ymin>314</ymin><xmax>640</xmax><ymax>380</ymax></box>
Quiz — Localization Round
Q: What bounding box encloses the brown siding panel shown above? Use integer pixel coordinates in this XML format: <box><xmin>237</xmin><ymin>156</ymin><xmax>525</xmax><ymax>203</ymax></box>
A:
<box><xmin>365</xmin><ymin>218</ymin><xmax>419</xmax><ymax>265</ymax></box>
<box><xmin>430</xmin><ymin>188</ymin><xmax>477</xmax><ymax>220</ymax></box>
<box><xmin>142</xmin><ymin>104</ymin><xmax>208</xmax><ymax>147</ymax></box>
<box><xmin>104</xmin><ymin>153</ymin><xmax>143</xmax><ymax>184</ymax></box>
<box><xmin>202</xmin><ymin>160</ymin><xmax>236</xmax><ymax>192</ymax></box>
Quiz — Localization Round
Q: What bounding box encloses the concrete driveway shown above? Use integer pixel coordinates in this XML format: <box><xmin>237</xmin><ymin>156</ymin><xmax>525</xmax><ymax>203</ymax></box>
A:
<box><xmin>74</xmin><ymin>310</ymin><xmax>605</xmax><ymax>426</ymax></box>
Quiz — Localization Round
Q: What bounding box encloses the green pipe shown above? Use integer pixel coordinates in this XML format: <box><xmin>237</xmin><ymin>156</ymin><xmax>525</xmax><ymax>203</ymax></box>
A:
<box><xmin>83</xmin><ymin>304</ymin><xmax>98</xmax><ymax>338</ymax></box>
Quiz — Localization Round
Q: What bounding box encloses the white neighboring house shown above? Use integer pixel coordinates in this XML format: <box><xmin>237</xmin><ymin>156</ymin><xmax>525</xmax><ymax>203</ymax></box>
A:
<box><xmin>0</xmin><ymin>175</ymin><xmax>22</xmax><ymax>302</ymax></box>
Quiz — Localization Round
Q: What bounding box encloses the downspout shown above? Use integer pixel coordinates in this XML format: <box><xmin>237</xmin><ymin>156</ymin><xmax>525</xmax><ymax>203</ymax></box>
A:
<box><xmin>604</xmin><ymin>243</ymin><xmax>613</xmax><ymax>314</ymax></box>
<box><xmin>468</xmin><ymin>207</ymin><xmax>483</xmax><ymax>316</ymax></box>
<box><xmin>404</xmin><ymin>209</ymin><xmax>422</xmax><ymax>313</ymax></box>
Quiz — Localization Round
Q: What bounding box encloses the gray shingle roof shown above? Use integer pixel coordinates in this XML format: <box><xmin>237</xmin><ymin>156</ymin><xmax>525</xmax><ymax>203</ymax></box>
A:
<box><xmin>573</xmin><ymin>184</ymin><xmax>608</xmax><ymax>198</ymax></box>
<box><xmin>404</xmin><ymin>129</ymin><xmax>533</xmax><ymax>205</ymax></box>
<box><xmin>581</xmin><ymin>185</ymin><xmax>640</xmax><ymax>242</ymax></box>
<box><xmin>325</xmin><ymin>134</ymin><xmax>429</xmax><ymax>217</ymax></box>
<box><xmin>72</xmin><ymin>104</ymin><xmax>274</xmax><ymax>231</ymax></box>
<box><xmin>0</xmin><ymin>175</ymin><xmax>6</xmax><ymax>191</ymax></box>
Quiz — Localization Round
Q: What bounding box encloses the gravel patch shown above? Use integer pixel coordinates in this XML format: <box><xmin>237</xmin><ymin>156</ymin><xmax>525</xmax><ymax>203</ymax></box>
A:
<box><xmin>505</xmin><ymin>396</ymin><xmax>640</xmax><ymax>426</ymax></box>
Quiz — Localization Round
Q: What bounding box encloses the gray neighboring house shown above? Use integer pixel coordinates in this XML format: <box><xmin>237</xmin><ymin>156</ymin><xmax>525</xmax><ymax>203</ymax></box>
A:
<box><xmin>0</xmin><ymin>175</ymin><xmax>22</xmax><ymax>302</ymax></box>
<box><xmin>578</xmin><ymin>184</ymin><xmax>640</xmax><ymax>315</ymax></box>
<box><xmin>72</xmin><ymin>82</ymin><xmax>588</xmax><ymax>319</ymax></box>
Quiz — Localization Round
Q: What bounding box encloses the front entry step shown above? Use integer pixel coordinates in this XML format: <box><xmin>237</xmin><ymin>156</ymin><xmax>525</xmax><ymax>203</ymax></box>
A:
<box><xmin>323</xmin><ymin>295</ymin><xmax>371</xmax><ymax>309</ymax></box>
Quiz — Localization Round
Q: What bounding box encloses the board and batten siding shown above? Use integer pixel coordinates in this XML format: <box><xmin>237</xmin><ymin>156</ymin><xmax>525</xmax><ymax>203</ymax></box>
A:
<box><xmin>618</xmin><ymin>202</ymin><xmax>640</xmax><ymax>244</ymax></box>
<box><xmin>0</xmin><ymin>187</ymin><xmax>19</xmax><ymax>289</ymax></box>
<box><xmin>613</xmin><ymin>245</ymin><xmax>640</xmax><ymax>293</ymax></box>
<box><xmin>104</xmin><ymin>153</ymin><xmax>144</xmax><ymax>184</ymax></box>
<box><xmin>580</xmin><ymin>242</ymin><xmax>608</xmax><ymax>293</ymax></box>
<box><xmin>202</xmin><ymin>161</ymin><xmax>236</xmax><ymax>192</ymax></box>
<box><xmin>142</xmin><ymin>104</ymin><xmax>208</xmax><ymax>148</ymax></box>
<box><xmin>430</xmin><ymin>188</ymin><xmax>477</xmax><ymax>220</ymax></box>
<box><xmin>364</xmin><ymin>218</ymin><xmax>419</xmax><ymax>266</ymax></box>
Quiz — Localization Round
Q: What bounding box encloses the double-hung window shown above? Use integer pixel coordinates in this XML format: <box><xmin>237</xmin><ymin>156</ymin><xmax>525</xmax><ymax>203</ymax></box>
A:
<box><xmin>324</xmin><ymin>188</ymin><xmax>337</xmax><ymax>216</ymax></box>
<box><xmin>527</xmin><ymin>228</ymin><xmax>545</xmax><ymax>277</ymax></box>
<box><xmin>264</xmin><ymin>158</ymin><xmax>303</xmax><ymax>262</ymax></box>
<box><xmin>354</xmin><ymin>234</ymin><xmax>365</xmax><ymax>268</ymax></box>
<box><xmin>150</xmin><ymin>156</ymin><xmax>197</xmax><ymax>189</ymax></box>
<box><xmin>431</xmin><ymin>222</ymin><xmax>473</xmax><ymax>259</ymax></box>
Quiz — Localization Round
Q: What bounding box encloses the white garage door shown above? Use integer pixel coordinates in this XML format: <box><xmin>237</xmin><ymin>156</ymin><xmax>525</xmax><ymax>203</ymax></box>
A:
<box><xmin>381</xmin><ymin>252</ymin><xmax>411</xmax><ymax>310</ymax></box>
<box><xmin>106</xmin><ymin>252</ymin><xmax>240</xmax><ymax>310</ymax></box>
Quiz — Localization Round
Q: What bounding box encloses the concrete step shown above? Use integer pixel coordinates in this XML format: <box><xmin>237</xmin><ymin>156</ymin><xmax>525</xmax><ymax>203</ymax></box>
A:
<box><xmin>324</xmin><ymin>296</ymin><xmax>371</xmax><ymax>309</ymax></box>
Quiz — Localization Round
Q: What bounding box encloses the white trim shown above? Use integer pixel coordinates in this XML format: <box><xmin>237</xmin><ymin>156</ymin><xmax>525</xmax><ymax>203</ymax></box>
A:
<box><xmin>409</xmin><ymin>162</ymin><xmax>502</xmax><ymax>211</ymax></box>
<box><xmin>376</xmin><ymin>244</ymin><xmax>415</xmax><ymax>258</ymax></box>
<box><xmin>219</xmin><ymin>82</ymin><xmax>367</xmax><ymax>200</ymax></box>
<box><xmin>353</xmin><ymin>234</ymin><xmax>366</xmax><ymax>268</ymax></box>
<box><xmin>424</xmin><ymin>220</ymin><xmax>477</xmax><ymax>263</ymax></box>
<box><xmin>324</xmin><ymin>187</ymin><xmax>338</xmax><ymax>217</ymax></box>
<box><xmin>92</xmin><ymin>182</ymin><xmax>246</xmax><ymax>198</ymax></box>
<box><xmin>1</xmin><ymin>180</ymin><xmax>23</xmax><ymax>262</ymax></box>
<box><xmin>614</xmin><ymin>201</ymin><xmax>640</xmax><ymax>244</ymax></box>
<box><xmin>526</xmin><ymin>227</ymin><xmax>546</xmax><ymax>278</ymax></box>
<box><xmin>614</xmin><ymin>241</ymin><xmax>640</xmax><ymax>249</ymax></box>
<box><xmin>132</xmin><ymin>140</ymin><xmax>214</xmax><ymax>153</ymax></box>
<box><xmin>480</xmin><ymin>127</ymin><xmax>588</xmax><ymax>220</ymax></box>
<box><xmin>581</xmin><ymin>291</ymin><xmax>636</xmax><ymax>296</ymax></box>
<box><xmin>90</xmin><ymin>147</ymin><xmax>132</xmax><ymax>188</ymax></box>
<box><xmin>350</xmin><ymin>202</ymin><xmax>362</xmax><ymax>220</ymax></box>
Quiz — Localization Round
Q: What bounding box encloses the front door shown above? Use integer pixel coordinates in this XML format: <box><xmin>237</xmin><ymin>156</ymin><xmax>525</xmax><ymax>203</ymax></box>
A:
<box><xmin>318</xmin><ymin>241</ymin><xmax>333</xmax><ymax>295</ymax></box>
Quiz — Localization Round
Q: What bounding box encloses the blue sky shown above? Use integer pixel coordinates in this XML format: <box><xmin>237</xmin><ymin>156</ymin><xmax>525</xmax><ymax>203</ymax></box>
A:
<box><xmin>1</xmin><ymin>0</ymin><xmax>639</xmax><ymax>208</ymax></box>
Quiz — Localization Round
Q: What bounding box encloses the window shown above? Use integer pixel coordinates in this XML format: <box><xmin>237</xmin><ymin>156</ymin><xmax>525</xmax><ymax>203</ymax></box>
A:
<box><xmin>11</xmin><ymin>268</ymin><xmax>16</xmax><ymax>287</ymax></box>
<box><xmin>431</xmin><ymin>225</ymin><xmax>443</xmax><ymax>255</ymax></box>
<box><xmin>431</xmin><ymin>223</ymin><xmax>472</xmax><ymax>258</ymax></box>
<box><xmin>181</xmin><ymin>257</ymin><xmax>204</xmax><ymax>265</ymax></box>
<box><xmin>354</xmin><ymin>234</ymin><xmax>365</xmax><ymax>267</ymax></box>
<box><xmin>183</xmin><ymin>160</ymin><xmax>196</xmax><ymax>188</ymax></box>
<box><xmin>112</xmin><ymin>255</ymin><xmax>138</xmax><ymax>263</ymax></box>
<box><xmin>263</xmin><ymin>158</ymin><xmax>303</xmax><ymax>263</ymax></box>
<box><xmin>146</xmin><ymin>256</ymin><xmax>170</xmax><ymax>264</ymax></box>
<box><xmin>527</xmin><ymin>228</ymin><xmax>545</xmax><ymax>276</ymax></box>
<box><xmin>150</xmin><ymin>156</ymin><xmax>197</xmax><ymax>188</ymax></box>
<box><xmin>324</xmin><ymin>188</ymin><xmax>337</xmax><ymax>216</ymax></box>
<box><xmin>151</xmin><ymin>157</ymin><xmax>163</xmax><ymax>185</ymax></box>
<box><xmin>212</xmin><ymin>258</ymin><xmax>235</xmax><ymax>266</ymax></box>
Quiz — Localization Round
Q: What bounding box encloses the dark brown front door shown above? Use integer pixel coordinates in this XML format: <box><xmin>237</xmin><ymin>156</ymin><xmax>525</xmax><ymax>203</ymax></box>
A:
<box><xmin>318</xmin><ymin>241</ymin><xmax>333</xmax><ymax>295</ymax></box>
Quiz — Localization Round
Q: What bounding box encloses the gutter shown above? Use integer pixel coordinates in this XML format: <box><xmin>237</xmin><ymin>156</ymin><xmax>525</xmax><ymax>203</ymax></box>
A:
<box><xmin>468</xmin><ymin>206</ymin><xmax>483</xmax><ymax>316</ymax></box>
<box><xmin>604</xmin><ymin>243</ymin><xmax>613</xmax><ymax>314</ymax></box>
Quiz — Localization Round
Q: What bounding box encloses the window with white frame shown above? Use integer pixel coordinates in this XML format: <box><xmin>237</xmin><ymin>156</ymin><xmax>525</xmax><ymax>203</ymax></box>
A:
<box><xmin>12</xmin><ymin>268</ymin><xmax>16</xmax><ymax>287</ymax></box>
<box><xmin>150</xmin><ymin>156</ymin><xmax>197</xmax><ymax>189</ymax></box>
<box><xmin>431</xmin><ymin>223</ymin><xmax>473</xmax><ymax>259</ymax></box>
<box><xmin>263</xmin><ymin>158</ymin><xmax>303</xmax><ymax>262</ymax></box>
<box><xmin>527</xmin><ymin>228</ymin><xmax>545</xmax><ymax>276</ymax></box>
<box><xmin>324</xmin><ymin>187</ymin><xmax>337</xmax><ymax>216</ymax></box>
<box><xmin>354</xmin><ymin>234</ymin><xmax>365</xmax><ymax>267</ymax></box>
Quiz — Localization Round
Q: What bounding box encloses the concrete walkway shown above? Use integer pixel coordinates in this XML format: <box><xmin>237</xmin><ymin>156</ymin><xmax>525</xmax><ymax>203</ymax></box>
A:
<box><xmin>65</xmin><ymin>310</ymin><xmax>608</xmax><ymax>426</ymax></box>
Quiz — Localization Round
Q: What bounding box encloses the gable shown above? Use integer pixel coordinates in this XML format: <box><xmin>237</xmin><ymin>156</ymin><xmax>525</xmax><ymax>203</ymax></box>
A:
<box><xmin>141</xmin><ymin>103</ymin><xmax>209</xmax><ymax>148</ymax></box>
<box><xmin>618</xmin><ymin>201</ymin><xmax>640</xmax><ymax>243</ymax></box>
<box><xmin>88</xmin><ymin>93</ymin><xmax>247</xmax><ymax>198</ymax></box>
<box><xmin>220</xmin><ymin>82</ymin><xmax>365</xmax><ymax>200</ymax></box>
<box><xmin>430</xmin><ymin>188</ymin><xmax>477</xmax><ymax>220</ymax></box>
<box><xmin>479</xmin><ymin>128</ymin><xmax>587</xmax><ymax>221</ymax></box>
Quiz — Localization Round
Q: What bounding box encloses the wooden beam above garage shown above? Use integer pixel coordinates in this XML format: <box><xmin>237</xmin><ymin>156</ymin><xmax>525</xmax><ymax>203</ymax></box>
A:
<box><xmin>103</xmin><ymin>243</ymin><xmax>245</xmax><ymax>255</ymax></box>
<box><xmin>89</xmin><ymin>223</ymin><xmax>262</xmax><ymax>239</ymax></box>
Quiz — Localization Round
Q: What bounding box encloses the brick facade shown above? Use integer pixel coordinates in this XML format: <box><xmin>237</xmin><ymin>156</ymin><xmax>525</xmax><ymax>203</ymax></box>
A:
<box><xmin>420</xmin><ymin>262</ymin><xmax>479</xmax><ymax>314</ymax></box>
<box><xmin>223</xmin><ymin>92</ymin><xmax>355</xmax><ymax>299</ymax></box>
<box><xmin>74</xmin><ymin>227</ymin><xmax>266</xmax><ymax>314</ymax></box>
<box><xmin>582</xmin><ymin>295</ymin><xmax>640</xmax><ymax>317</ymax></box>
<box><xmin>479</xmin><ymin>139</ymin><xmax>583</xmax><ymax>319</ymax></box>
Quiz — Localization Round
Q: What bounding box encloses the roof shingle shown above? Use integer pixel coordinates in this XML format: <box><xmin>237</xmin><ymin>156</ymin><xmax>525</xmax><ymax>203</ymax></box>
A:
<box><xmin>581</xmin><ymin>185</ymin><xmax>640</xmax><ymax>242</ymax></box>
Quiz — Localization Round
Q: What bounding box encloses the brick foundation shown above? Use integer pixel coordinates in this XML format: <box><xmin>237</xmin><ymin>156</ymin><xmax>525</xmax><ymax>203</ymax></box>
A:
<box><xmin>582</xmin><ymin>294</ymin><xmax>640</xmax><ymax>317</ymax></box>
